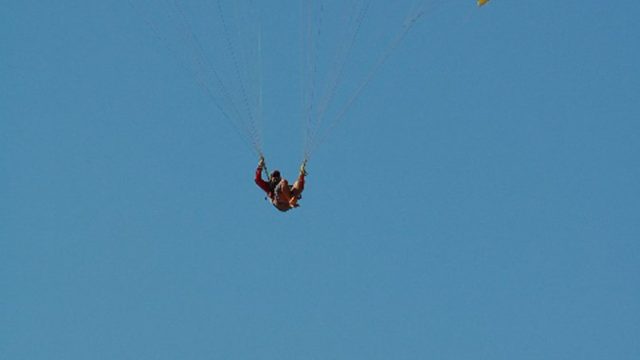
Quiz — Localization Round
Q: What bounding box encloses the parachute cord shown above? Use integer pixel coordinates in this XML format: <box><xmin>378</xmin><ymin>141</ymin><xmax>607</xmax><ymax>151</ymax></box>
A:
<box><xmin>234</xmin><ymin>0</ymin><xmax>263</xmax><ymax>152</ymax></box>
<box><xmin>303</xmin><ymin>0</ymin><xmax>327</xmax><ymax>156</ymax></box>
<box><xmin>304</xmin><ymin>0</ymin><xmax>315</xmax><ymax>158</ymax></box>
<box><xmin>171</xmin><ymin>0</ymin><xmax>252</xmax><ymax>139</ymax></box>
<box><xmin>316</xmin><ymin>0</ymin><xmax>369</xmax><ymax>119</ymax></box>
<box><xmin>175</xmin><ymin>0</ymin><xmax>262</xmax><ymax>154</ymax></box>
<box><xmin>261</xmin><ymin>154</ymin><xmax>270</xmax><ymax>180</ymax></box>
<box><xmin>170</xmin><ymin>0</ymin><xmax>262</xmax><ymax>154</ymax></box>
<box><xmin>257</xmin><ymin>12</ymin><xmax>264</xmax><ymax>153</ymax></box>
<box><xmin>306</xmin><ymin>0</ymin><xmax>371</xmax><ymax>156</ymax></box>
<box><xmin>216</xmin><ymin>0</ymin><xmax>262</xmax><ymax>154</ymax></box>
<box><xmin>300</xmin><ymin>1</ymin><xmax>306</xmax><ymax>155</ymax></box>
<box><xmin>303</xmin><ymin>0</ymin><xmax>356</xmax><ymax>157</ymax></box>
<box><xmin>299</xmin><ymin>1</ymin><xmax>307</xmax><ymax>156</ymax></box>
<box><xmin>241</xmin><ymin>0</ymin><xmax>265</xmax><ymax>154</ymax></box>
<box><xmin>307</xmin><ymin>0</ymin><xmax>442</xmax><ymax>157</ymax></box>
<box><xmin>127</xmin><ymin>0</ymin><xmax>259</xmax><ymax>154</ymax></box>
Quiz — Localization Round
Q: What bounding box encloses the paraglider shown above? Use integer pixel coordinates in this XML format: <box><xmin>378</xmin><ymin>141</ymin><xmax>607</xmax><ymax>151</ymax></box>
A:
<box><xmin>478</xmin><ymin>0</ymin><xmax>491</xmax><ymax>6</ymax></box>
<box><xmin>255</xmin><ymin>157</ymin><xmax>307</xmax><ymax>212</ymax></box>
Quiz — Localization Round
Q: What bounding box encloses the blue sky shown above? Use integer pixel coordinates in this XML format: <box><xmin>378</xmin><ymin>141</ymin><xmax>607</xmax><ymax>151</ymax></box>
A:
<box><xmin>2</xmin><ymin>1</ymin><xmax>639</xmax><ymax>359</ymax></box>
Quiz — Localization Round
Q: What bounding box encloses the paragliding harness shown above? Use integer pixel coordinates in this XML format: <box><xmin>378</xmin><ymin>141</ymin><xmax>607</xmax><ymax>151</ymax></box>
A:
<box><xmin>260</xmin><ymin>159</ymin><xmax>304</xmax><ymax>208</ymax></box>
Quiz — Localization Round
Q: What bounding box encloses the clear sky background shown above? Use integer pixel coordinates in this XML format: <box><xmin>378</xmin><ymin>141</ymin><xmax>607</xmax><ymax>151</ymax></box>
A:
<box><xmin>2</xmin><ymin>1</ymin><xmax>639</xmax><ymax>359</ymax></box>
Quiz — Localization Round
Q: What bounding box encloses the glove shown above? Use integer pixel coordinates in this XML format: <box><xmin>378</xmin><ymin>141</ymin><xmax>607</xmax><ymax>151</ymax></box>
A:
<box><xmin>258</xmin><ymin>156</ymin><xmax>265</xmax><ymax>169</ymax></box>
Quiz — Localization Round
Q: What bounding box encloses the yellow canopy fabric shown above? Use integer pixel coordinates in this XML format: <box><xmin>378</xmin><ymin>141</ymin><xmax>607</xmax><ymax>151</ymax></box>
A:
<box><xmin>478</xmin><ymin>0</ymin><xmax>490</xmax><ymax>6</ymax></box>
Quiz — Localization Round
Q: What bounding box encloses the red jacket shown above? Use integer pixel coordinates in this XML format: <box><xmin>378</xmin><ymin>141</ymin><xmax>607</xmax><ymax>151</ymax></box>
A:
<box><xmin>255</xmin><ymin>166</ymin><xmax>272</xmax><ymax>198</ymax></box>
